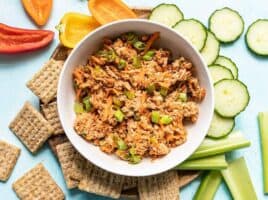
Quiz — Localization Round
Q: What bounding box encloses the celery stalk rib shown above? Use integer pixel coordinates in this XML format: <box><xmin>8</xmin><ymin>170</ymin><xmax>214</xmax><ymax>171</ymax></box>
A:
<box><xmin>175</xmin><ymin>154</ymin><xmax>227</xmax><ymax>170</ymax></box>
<box><xmin>221</xmin><ymin>157</ymin><xmax>257</xmax><ymax>200</ymax></box>
<box><xmin>190</xmin><ymin>131</ymin><xmax>250</xmax><ymax>160</ymax></box>
<box><xmin>193</xmin><ymin>171</ymin><xmax>222</xmax><ymax>200</ymax></box>
<box><xmin>258</xmin><ymin>112</ymin><xmax>268</xmax><ymax>193</ymax></box>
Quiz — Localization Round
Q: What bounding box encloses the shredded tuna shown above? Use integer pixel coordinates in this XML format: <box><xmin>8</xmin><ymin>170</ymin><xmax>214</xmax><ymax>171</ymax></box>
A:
<box><xmin>73</xmin><ymin>32</ymin><xmax>206</xmax><ymax>164</ymax></box>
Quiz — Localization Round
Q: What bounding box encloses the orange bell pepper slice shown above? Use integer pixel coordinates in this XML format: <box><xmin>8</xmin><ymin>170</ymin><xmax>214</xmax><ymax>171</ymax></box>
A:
<box><xmin>21</xmin><ymin>0</ymin><xmax>52</xmax><ymax>26</ymax></box>
<box><xmin>56</xmin><ymin>12</ymin><xmax>100</xmax><ymax>48</ymax></box>
<box><xmin>89</xmin><ymin>0</ymin><xmax>137</xmax><ymax>25</ymax></box>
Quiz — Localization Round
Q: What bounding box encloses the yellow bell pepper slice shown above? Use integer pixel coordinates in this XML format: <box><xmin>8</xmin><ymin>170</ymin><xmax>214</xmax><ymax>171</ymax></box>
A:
<box><xmin>56</xmin><ymin>12</ymin><xmax>100</xmax><ymax>48</ymax></box>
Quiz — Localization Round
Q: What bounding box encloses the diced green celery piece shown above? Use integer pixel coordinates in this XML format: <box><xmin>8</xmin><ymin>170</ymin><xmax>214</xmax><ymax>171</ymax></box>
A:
<box><xmin>146</xmin><ymin>50</ymin><xmax>155</xmax><ymax>56</ymax></box>
<box><xmin>129</xmin><ymin>155</ymin><xmax>141</xmax><ymax>164</ymax></box>
<box><xmin>221</xmin><ymin>157</ymin><xmax>257</xmax><ymax>200</ymax></box>
<box><xmin>129</xmin><ymin>147</ymin><xmax>136</xmax><ymax>156</ymax></box>
<box><xmin>151</xmin><ymin>111</ymin><xmax>160</xmax><ymax>124</ymax></box>
<box><xmin>123</xmin><ymin>32</ymin><xmax>138</xmax><ymax>44</ymax></box>
<box><xmin>133</xmin><ymin>41</ymin><xmax>145</xmax><ymax>50</ymax></box>
<box><xmin>258</xmin><ymin>112</ymin><xmax>268</xmax><ymax>193</ymax></box>
<box><xmin>143</xmin><ymin>50</ymin><xmax>155</xmax><ymax>61</ymax></box>
<box><xmin>194</xmin><ymin>171</ymin><xmax>222</xmax><ymax>200</ymax></box>
<box><xmin>133</xmin><ymin>56</ymin><xmax>141</xmax><ymax>68</ymax></box>
<box><xmin>117</xmin><ymin>139</ymin><xmax>127</xmax><ymax>150</ymax></box>
<box><xmin>178</xmin><ymin>92</ymin><xmax>187</xmax><ymax>102</ymax></box>
<box><xmin>114</xmin><ymin>110</ymin><xmax>124</xmax><ymax>122</ymax></box>
<box><xmin>74</xmin><ymin>102</ymin><xmax>84</xmax><ymax>114</ymax></box>
<box><xmin>124</xmin><ymin>90</ymin><xmax>135</xmax><ymax>100</ymax></box>
<box><xmin>160</xmin><ymin>115</ymin><xmax>172</xmax><ymax>125</ymax></box>
<box><xmin>146</xmin><ymin>84</ymin><xmax>155</xmax><ymax>95</ymax></box>
<box><xmin>82</xmin><ymin>96</ymin><xmax>91</xmax><ymax>112</ymax></box>
<box><xmin>107</xmin><ymin>50</ymin><xmax>116</xmax><ymax>62</ymax></box>
<box><xmin>118</xmin><ymin>59</ymin><xmax>126</xmax><ymax>69</ymax></box>
<box><xmin>190</xmin><ymin>131</ymin><xmax>250</xmax><ymax>160</ymax></box>
<box><xmin>160</xmin><ymin>87</ymin><xmax>168</xmax><ymax>97</ymax></box>
<box><xmin>175</xmin><ymin>154</ymin><xmax>227</xmax><ymax>170</ymax></box>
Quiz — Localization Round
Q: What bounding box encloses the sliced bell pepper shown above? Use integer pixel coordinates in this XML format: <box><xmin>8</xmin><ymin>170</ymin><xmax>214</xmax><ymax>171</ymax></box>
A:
<box><xmin>56</xmin><ymin>12</ymin><xmax>100</xmax><ymax>48</ymax></box>
<box><xmin>0</xmin><ymin>23</ymin><xmax>54</xmax><ymax>54</ymax></box>
<box><xmin>89</xmin><ymin>0</ymin><xmax>137</xmax><ymax>25</ymax></box>
<box><xmin>22</xmin><ymin>0</ymin><xmax>53</xmax><ymax>26</ymax></box>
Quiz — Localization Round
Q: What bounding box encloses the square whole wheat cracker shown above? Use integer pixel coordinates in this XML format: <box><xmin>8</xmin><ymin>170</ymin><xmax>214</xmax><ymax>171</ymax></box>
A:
<box><xmin>26</xmin><ymin>59</ymin><xmax>64</xmax><ymax>104</ymax></box>
<box><xmin>9</xmin><ymin>101</ymin><xmax>54</xmax><ymax>153</ymax></box>
<box><xmin>0</xmin><ymin>140</ymin><xmax>20</xmax><ymax>181</ymax></box>
<box><xmin>48</xmin><ymin>135</ymin><xmax>69</xmax><ymax>157</ymax></box>
<box><xmin>41</xmin><ymin>101</ymin><xmax>64</xmax><ymax>135</ymax></box>
<box><xmin>138</xmin><ymin>170</ymin><xmax>180</xmax><ymax>200</ymax></box>
<box><xmin>56</xmin><ymin>142</ymin><xmax>86</xmax><ymax>189</ymax></box>
<box><xmin>13</xmin><ymin>163</ymin><xmax>64</xmax><ymax>200</ymax></box>
<box><xmin>78</xmin><ymin>164</ymin><xmax>124</xmax><ymax>199</ymax></box>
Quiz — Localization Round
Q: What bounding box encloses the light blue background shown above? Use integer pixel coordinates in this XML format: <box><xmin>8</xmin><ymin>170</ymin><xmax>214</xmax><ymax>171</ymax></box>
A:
<box><xmin>0</xmin><ymin>0</ymin><xmax>267</xmax><ymax>199</ymax></box>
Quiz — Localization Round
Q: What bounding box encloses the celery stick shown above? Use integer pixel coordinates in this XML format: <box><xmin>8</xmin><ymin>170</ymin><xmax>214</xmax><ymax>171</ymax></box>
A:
<box><xmin>193</xmin><ymin>171</ymin><xmax>222</xmax><ymax>200</ymax></box>
<box><xmin>175</xmin><ymin>154</ymin><xmax>227</xmax><ymax>170</ymax></box>
<box><xmin>221</xmin><ymin>157</ymin><xmax>257</xmax><ymax>200</ymax></box>
<box><xmin>190</xmin><ymin>131</ymin><xmax>250</xmax><ymax>160</ymax></box>
<box><xmin>258</xmin><ymin>112</ymin><xmax>268</xmax><ymax>193</ymax></box>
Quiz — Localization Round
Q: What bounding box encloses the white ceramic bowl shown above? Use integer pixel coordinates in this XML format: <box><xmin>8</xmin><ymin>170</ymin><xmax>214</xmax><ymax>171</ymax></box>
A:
<box><xmin>58</xmin><ymin>19</ymin><xmax>214</xmax><ymax>177</ymax></box>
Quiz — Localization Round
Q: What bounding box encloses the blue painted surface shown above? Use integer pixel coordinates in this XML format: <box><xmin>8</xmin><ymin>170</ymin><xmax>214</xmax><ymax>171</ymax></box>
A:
<box><xmin>0</xmin><ymin>0</ymin><xmax>267</xmax><ymax>199</ymax></box>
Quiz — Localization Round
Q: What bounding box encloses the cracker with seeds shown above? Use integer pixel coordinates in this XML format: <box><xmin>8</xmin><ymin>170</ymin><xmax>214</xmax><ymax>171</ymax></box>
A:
<box><xmin>0</xmin><ymin>140</ymin><xmax>20</xmax><ymax>181</ymax></box>
<box><xmin>48</xmin><ymin>135</ymin><xmax>68</xmax><ymax>157</ymax></box>
<box><xmin>41</xmin><ymin>101</ymin><xmax>64</xmax><ymax>135</ymax></box>
<box><xmin>78</xmin><ymin>164</ymin><xmax>124</xmax><ymax>199</ymax></box>
<box><xmin>56</xmin><ymin>142</ymin><xmax>86</xmax><ymax>189</ymax></box>
<box><xmin>27</xmin><ymin>59</ymin><xmax>64</xmax><ymax>104</ymax></box>
<box><xmin>9</xmin><ymin>102</ymin><xmax>53</xmax><ymax>153</ymax></box>
<box><xmin>138</xmin><ymin>170</ymin><xmax>180</xmax><ymax>200</ymax></box>
<box><xmin>13</xmin><ymin>163</ymin><xmax>64</xmax><ymax>200</ymax></box>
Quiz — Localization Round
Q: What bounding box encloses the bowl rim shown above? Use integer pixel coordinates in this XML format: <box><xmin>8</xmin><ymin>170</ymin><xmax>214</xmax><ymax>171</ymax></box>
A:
<box><xmin>57</xmin><ymin>19</ymin><xmax>214</xmax><ymax>177</ymax></box>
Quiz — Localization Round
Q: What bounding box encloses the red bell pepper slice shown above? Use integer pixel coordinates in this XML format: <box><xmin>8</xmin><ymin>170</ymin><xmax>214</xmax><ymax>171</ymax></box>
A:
<box><xmin>0</xmin><ymin>23</ymin><xmax>54</xmax><ymax>54</ymax></box>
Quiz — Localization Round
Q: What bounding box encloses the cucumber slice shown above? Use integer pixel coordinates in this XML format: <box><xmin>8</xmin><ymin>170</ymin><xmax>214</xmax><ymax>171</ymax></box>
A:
<box><xmin>214</xmin><ymin>56</ymin><xmax>238</xmax><ymax>79</ymax></box>
<box><xmin>209</xmin><ymin>65</ymin><xmax>234</xmax><ymax>84</ymax></box>
<box><xmin>207</xmin><ymin>112</ymin><xmax>235</xmax><ymax>138</ymax></box>
<box><xmin>201</xmin><ymin>31</ymin><xmax>220</xmax><ymax>65</ymax></box>
<box><xmin>215</xmin><ymin>79</ymin><xmax>250</xmax><ymax>117</ymax></box>
<box><xmin>209</xmin><ymin>7</ymin><xmax>244</xmax><ymax>43</ymax></box>
<box><xmin>173</xmin><ymin>19</ymin><xmax>207</xmax><ymax>51</ymax></box>
<box><xmin>149</xmin><ymin>4</ymin><xmax>184</xmax><ymax>27</ymax></box>
<box><xmin>246</xmin><ymin>19</ymin><xmax>268</xmax><ymax>56</ymax></box>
